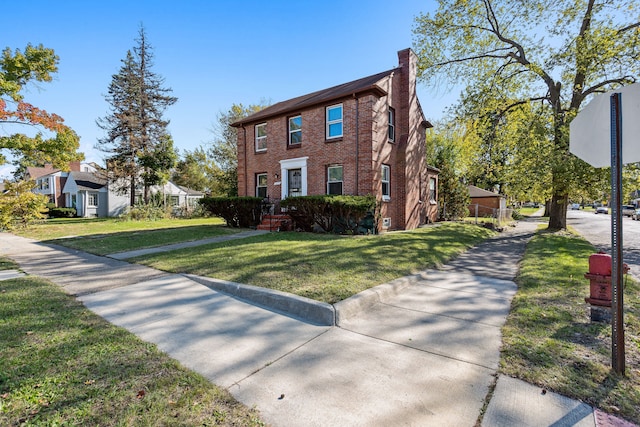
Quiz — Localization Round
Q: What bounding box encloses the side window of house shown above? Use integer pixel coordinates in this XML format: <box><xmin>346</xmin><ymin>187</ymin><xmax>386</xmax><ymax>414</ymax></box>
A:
<box><xmin>40</xmin><ymin>178</ymin><xmax>50</xmax><ymax>190</ymax></box>
<box><xmin>326</xmin><ymin>104</ymin><xmax>343</xmax><ymax>139</ymax></box>
<box><xmin>429</xmin><ymin>177</ymin><xmax>437</xmax><ymax>203</ymax></box>
<box><xmin>388</xmin><ymin>107</ymin><xmax>395</xmax><ymax>142</ymax></box>
<box><xmin>381</xmin><ymin>164</ymin><xmax>390</xmax><ymax>201</ymax></box>
<box><xmin>289</xmin><ymin>115</ymin><xmax>302</xmax><ymax>146</ymax></box>
<box><xmin>170</xmin><ymin>196</ymin><xmax>179</xmax><ymax>206</ymax></box>
<box><xmin>327</xmin><ymin>165</ymin><xmax>343</xmax><ymax>195</ymax></box>
<box><xmin>88</xmin><ymin>192</ymin><xmax>98</xmax><ymax>207</ymax></box>
<box><xmin>255</xmin><ymin>123</ymin><xmax>267</xmax><ymax>152</ymax></box>
<box><xmin>256</xmin><ymin>173</ymin><xmax>268</xmax><ymax>198</ymax></box>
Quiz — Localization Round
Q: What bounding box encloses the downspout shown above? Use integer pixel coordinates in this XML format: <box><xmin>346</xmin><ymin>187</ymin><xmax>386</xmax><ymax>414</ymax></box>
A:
<box><xmin>353</xmin><ymin>94</ymin><xmax>359</xmax><ymax>195</ymax></box>
<box><xmin>242</xmin><ymin>125</ymin><xmax>248</xmax><ymax>196</ymax></box>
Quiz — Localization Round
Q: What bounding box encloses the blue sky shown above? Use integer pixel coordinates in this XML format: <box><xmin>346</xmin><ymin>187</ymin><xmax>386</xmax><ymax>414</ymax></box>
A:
<box><xmin>2</xmin><ymin>0</ymin><xmax>456</xmax><ymax>178</ymax></box>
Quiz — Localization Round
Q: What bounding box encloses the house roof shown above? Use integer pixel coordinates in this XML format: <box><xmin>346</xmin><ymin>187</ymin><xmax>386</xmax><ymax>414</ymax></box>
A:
<box><xmin>177</xmin><ymin>185</ymin><xmax>204</xmax><ymax>196</ymax></box>
<box><xmin>230</xmin><ymin>69</ymin><xmax>395</xmax><ymax>127</ymax></box>
<box><xmin>468</xmin><ymin>185</ymin><xmax>504</xmax><ymax>199</ymax></box>
<box><xmin>26</xmin><ymin>165</ymin><xmax>61</xmax><ymax>180</ymax></box>
<box><xmin>70</xmin><ymin>172</ymin><xmax>107</xmax><ymax>191</ymax></box>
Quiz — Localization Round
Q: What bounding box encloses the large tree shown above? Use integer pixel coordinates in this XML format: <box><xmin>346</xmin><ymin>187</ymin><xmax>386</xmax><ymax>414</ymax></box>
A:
<box><xmin>208</xmin><ymin>103</ymin><xmax>266</xmax><ymax>197</ymax></box>
<box><xmin>172</xmin><ymin>147</ymin><xmax>220</xmax><ymax>194</ymax></box>
<box><xmin>0</xmin><ymin>44</ymin><xmax>82</xmax><ymax>174</ymax></box>
<box><xmin>413</xmin><ymin>0</ymin><xmax>640</xmax><ymax>229</ymax></box>
<box><xmin>97</xmin><ymin>27</ymin><xmax>177</xmax><ymax>206</ymax></box>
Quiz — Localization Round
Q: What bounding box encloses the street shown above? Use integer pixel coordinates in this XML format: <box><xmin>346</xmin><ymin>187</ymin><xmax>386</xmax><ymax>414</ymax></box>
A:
<box><xmin>567</xmin><ymin>208</ymin><xmax>640</xmax><ymax>282</ymax></box>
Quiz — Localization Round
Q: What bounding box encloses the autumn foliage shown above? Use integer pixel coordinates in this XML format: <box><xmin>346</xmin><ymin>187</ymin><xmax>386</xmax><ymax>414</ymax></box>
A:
<box><xmin>0</xmin><ymin>44</ymin><xmax>83</xmax><ymax>171</ymax></box>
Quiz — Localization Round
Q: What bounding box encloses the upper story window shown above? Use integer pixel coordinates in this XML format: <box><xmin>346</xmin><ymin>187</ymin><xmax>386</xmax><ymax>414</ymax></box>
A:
<box><xmin>255</xmin><ymin>123</ymin><xmax>267</xmax><ymax>152</ymax></box>
<box><xmin>381</xmin><ymin>164</ymin><xmax>390</xmax><ymax>201</ymax></box>
<box><xmin>88</xmin><ymin>192</ymin><xmax>98</xmax><ymax>207</ymax></box>
<box><xmin>256</xmin><ymin>173</ymin><xmax>268</xmax><ymax>198</ymax></box>
<box><xmin>388</xmin><ymin>107</ymin><xmax>395</xmax><ymax>142</ymax></box>
<box><xmin>38</xmin><ymin>178</ymin><xmax>50</xmax><ymax>190</ymax></box>
<box><xmin>327</xmin><ymin>165</ymin><xmax>343</xmax><ymax>195</ymax></box>
<box><xmin>289</xmin><ymin>115</ymin><xmax>302</xmax><ymax>146</ymax></box>
<box><xmin>326</xmin><ymin>104</ymin><xmax>343</xmax><ymax>139</ymax></box>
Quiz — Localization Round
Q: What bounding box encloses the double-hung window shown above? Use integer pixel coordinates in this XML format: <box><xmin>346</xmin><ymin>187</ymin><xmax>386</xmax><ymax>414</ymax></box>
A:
<box><xmin>288</xmin><ymin>115</ymin><xmax>302</xmax><ymax>146</ymax></box>
<box><xmin>388</xmin><ymin>108</ymin><xmax>395</xmax><ymax>142</ymax></box>
<box><xmin>256</xmin><ymin>173</ymin><xmax>268</xmax><ymax>198</ymax></box>
<box><xmin>327</xmin><ymin>165</ymin><xmax>343</xmax><ymax>195</ymax></box>
<box><xmin>429</xmin><ymin>177</ymin><xmax>437</xmax><ymax>204</ymax></box>
<box><xmin>326</xmin><ymin>104</ymin><xmax>343</xmax><ymax>139</ymax></box>
<box><xmin>255</xmin><ymin>123</ymin><xmax>267</xmax><ymax>152</ymax></box>
<box><xmin>40</xmin><ymin>178</ymin><xmax>50</xmax><ymax>190</ymax></box>
<box><xmin>381</xmin><ymin>164</ymin><xmax>390</xmax><ymax>201</ymax></box>
<box><xmin>88</xmin><ymin>192</ymin><xmax>98</xmax><ymax>207</ymax></box>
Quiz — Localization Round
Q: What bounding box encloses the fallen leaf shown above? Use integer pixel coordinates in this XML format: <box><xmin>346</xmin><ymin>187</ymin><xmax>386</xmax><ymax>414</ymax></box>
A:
<box><xmin>84</xmin><ymin>380</ymin><xmax>95</xmax><ymax>385</ymax></box>
<box><xmin>136</xmin><ymin>390</ymin><xmax>146</xmax><ymax>399</ymax></box>
<box><xmin>1</xmin><ymin>393</ymin><xmax>9</xmax><ymax>399</ymax></box>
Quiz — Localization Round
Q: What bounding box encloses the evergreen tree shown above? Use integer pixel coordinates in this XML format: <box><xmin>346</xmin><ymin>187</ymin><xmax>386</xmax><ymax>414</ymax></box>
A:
<box><xmin>96</xmin><ymin>26</ymin><xmax>177</xmax><ymax>206</ymax></box>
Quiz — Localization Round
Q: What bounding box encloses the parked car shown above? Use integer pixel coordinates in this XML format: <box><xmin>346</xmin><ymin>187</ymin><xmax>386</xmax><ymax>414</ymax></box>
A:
<box><xmin>633</xmin><ymin>209</ymin><xmax>640</xmax><ymax>220</ymax></box>
<box><xmin>596</xmin><ymin>206</ymin><xmax>609</xmax><ymax>214</ymax></box>
<box><xmin>622</xmin><ymin>205</ymin><xmax>636</xmax><ymax>217</ymax></box>
<box><xmin>571</xmin><ymin>203</ymin><xmax>580</xmax><ymax>210</ymax></box>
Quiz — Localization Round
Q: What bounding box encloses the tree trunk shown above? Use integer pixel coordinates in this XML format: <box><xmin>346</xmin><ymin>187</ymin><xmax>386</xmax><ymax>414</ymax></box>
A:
<box><xmin>129</xmin><ymin>176</ymin><xmax>136</xmax><ymax>207</ymax></box>
<box><xmin>548</xmin><ymin>192</ymin><xmax>568</xmax><ymax>230</ymax></box>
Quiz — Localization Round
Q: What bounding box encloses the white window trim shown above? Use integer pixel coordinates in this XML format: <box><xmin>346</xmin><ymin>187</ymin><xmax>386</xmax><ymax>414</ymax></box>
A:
<box><xmin>279</xmin><ymin>157</ymin><xmax>308</xmax><ymax>199</ymax></box>
<box><xmin>256</xmin><ymin>173</ymin><xmax>268</xmax><ymax>198</ymax></box>
<box><xmin>327</xmin><ymin>165</ymin><xmax>343</xmax><ymax>195</ymax></box>
<box><xmin>388</xmin><ymin>108</ymin><xmax>395</xmax><ymax>142</ymax></box>
<box><xmin>381</xmin><ymin>164</ymin><xmax>391</xmax><ymax>201</ymax></box>
<box><xmin>326</xmin><ymin>104</ymin><xmax>343</xmax><ymax>139</ymax></box>
<box><xmin>288</xmin><ymin>115</ymin><xmax>302</xmax><ymax>145</ymax></box>
<box><xmin>255</xmin><ymin>123</ymin><xmax>267</xmax><ymax>152</ymax></box>
<box><xmin>88</xmin><ymin>192</ymin><xmax>98</xmax><ymax>207</ymax></box>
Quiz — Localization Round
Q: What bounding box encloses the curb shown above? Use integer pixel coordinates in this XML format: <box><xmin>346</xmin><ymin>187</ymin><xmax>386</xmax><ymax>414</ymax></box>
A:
<box><xmin>185</xmin><ymin>274</ymin><xmax>335</xmax><ymax>326</ymax></box>
<box><xmin>334</xmin><ymin>271</ymin><xmax>429</xmax><ymax>326</ymax></box>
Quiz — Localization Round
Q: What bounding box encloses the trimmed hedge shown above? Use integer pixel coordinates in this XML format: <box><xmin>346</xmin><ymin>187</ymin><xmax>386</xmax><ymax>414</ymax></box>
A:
<box><xmin>281</xmin><ymin>195</ymin><xmax>377</xmax><ymax>234</ymax></box>
<box><xmin>199</xmin><ymin>196</ymin><xmax>262</xmax><ymax>228</ymax></box>
<box><xmin>48</xmin><ymin>207</ymin><xmax>77</xmax><ymax>218</ymax></box>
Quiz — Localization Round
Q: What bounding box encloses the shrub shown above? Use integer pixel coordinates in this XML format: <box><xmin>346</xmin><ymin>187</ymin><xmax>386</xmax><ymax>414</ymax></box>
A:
<box><xmin>120</xmin><ymin>203</ymin><xmax>168</xmax><ymax>221</ymax></box>
<box><xmin>199</xmin><ymin>196</ymin><xmax>262</xmax><ymax>227</ymax></box>
<box><xmin>0</xmin><ymin>181</ymin><xmax>48</xmax><ymax>230</ymax></box>
<box><xmin>281</xmin><ymin>195</ymin><xmax>377</xmax><ymax>234</ymax></box>
<box><xmin>48</xmin><ymin>207</ymin><xmax>77</xmax><ymax>218</ymax></box>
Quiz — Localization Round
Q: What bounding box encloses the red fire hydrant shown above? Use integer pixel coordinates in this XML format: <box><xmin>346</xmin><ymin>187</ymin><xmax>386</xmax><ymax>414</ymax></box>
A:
<box><xmin>584</xmin><ymin>252</ymin><xmax>629</xmax><ymax>322</ymax></box>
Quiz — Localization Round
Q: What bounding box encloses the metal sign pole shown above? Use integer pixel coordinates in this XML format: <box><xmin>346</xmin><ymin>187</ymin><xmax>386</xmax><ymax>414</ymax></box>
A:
<box><xmin>610</xmin><ymin>92</ymin><xmax>625</xmax><ymax>375</ymax></box>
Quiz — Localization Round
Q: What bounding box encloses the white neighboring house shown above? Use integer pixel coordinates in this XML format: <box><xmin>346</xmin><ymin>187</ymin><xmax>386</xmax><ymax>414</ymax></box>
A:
<box><xmin>62</xmin><ymin>171</ymin><xmax>130</xmax><ymax>218</ymax></box>
<box><xmin>149</xmin><ymin>181</ymin><xmax>205</xmax><ymax>211</ymax></box>
<box><xmin>29</xmin><ymin>163</ymin><xmax>204</xmax><ymax>217</ymax></box>
<box><xmin>27</xmin><ymin>162</ymin><xmax>98</xmax><ymax>207</ymax></box>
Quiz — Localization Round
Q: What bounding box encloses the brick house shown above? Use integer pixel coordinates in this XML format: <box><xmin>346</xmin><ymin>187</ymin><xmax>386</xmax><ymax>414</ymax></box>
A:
<box><xmin>231</xmin><ymin>48</ymin><xmax>438</xmax><ymax>231</ymax></box>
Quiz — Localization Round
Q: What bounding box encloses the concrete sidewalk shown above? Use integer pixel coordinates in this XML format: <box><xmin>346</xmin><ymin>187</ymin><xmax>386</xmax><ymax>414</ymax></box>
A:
<box><xmin>105</xmin><ymin>229</ymin><xmax>269</xmax><ymax>260</ymax></box>
<box><xmin>1</xmin><ymin>221</ymin><xmax>634</xmax><ymax>426</ymax></box>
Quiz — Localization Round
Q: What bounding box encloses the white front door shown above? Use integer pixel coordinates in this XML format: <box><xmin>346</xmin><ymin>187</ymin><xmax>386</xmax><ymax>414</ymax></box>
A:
<box><xmin>280</xmin><ymin>157</ymin><xmax>308</xmax><ymax>199</ymax></box>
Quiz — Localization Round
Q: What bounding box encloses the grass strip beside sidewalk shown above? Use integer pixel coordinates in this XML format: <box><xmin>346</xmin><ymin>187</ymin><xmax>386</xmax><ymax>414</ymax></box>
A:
<box><xmin>0</xmin><ymin>265</ymin><xmax>264</xmax><ymax>426</ymax></box>
<box><xmin>501</xmin><ymin>229</ymin><xmax>640</xmax><ymax>425</ymax></box>
<box><xmin>131</xmin><ymin>222</ymin><xmax>495</xmax><ymax>304</ymax></box>
<box><xmin>14</xmin><ymin>217</ymin><xmax>237</xmax><ymax>256</ymax></box>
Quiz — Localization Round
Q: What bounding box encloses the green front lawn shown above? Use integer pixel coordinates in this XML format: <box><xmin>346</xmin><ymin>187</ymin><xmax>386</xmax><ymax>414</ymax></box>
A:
<box><xmin>131</xmin><ymin>222</ymin><xmax>495</xmax><ymax>304</ymax></box>
<box><xmin>0</xmin><ymin>265</ymin><xmax>264</xmax><ymax>426</ymax></box>
<box><xmin>14</xmin><ymin>217</ymin><xmax>238</xmax><ymax>255</ymax></box>
<box><xmin>502</xmin><ymin>229</ymin><xmax>640</xmax><ymax>424</ymax></box>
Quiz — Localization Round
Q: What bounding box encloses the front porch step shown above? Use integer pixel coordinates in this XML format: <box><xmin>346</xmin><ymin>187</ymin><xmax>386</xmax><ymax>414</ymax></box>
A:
<box><xmin>257</xmin><ymin>214</ymin><xmax>292</xmax><ymax>232</ymax></box>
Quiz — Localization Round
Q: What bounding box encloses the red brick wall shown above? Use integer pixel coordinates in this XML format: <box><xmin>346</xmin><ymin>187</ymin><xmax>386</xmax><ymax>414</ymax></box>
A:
<box><xmin>237</xmin><ymin>49</ymin><xmax>433</xmax><ymax>231</ymax></box>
